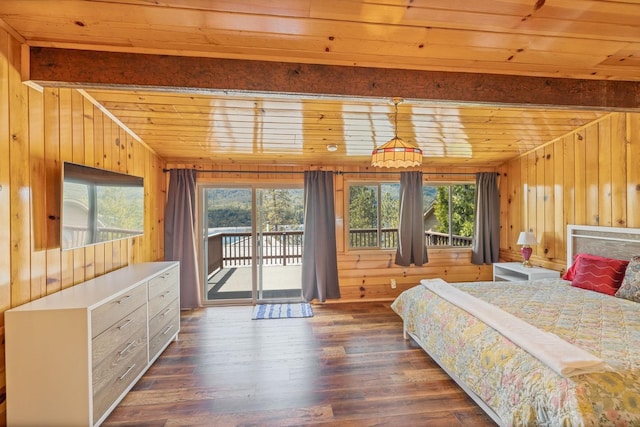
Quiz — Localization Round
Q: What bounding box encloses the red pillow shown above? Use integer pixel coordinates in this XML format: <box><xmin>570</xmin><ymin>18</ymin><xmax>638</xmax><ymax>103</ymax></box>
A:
<box><xmin>562</xmin><ymin>255</ymin><xmax>581</xmax><ymax>280</ymax></box>
<box><xmin>563</xmin><ymin>253</ymin><xmax>624</xmax><ymax>281</ymax></box>
<box><xmin>570</xmin><ymin>254</ymin><xmax>629</xmax><ymax>295</ymax></box>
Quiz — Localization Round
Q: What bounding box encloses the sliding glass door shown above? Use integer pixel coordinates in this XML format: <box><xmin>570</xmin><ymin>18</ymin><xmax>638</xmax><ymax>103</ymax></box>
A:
<box><xmin>256</xmin><ymin>188</ymin><xmax>304</xmax><ymax>301</ymax></box>
<box><xmin>202</xmin><ymin>187</ymin><xmax>253</xmax><ymax>302</ymax></box>
<box><xmin>201</xmin><ymin>185</ymin><xmax>304</xmax><ymax>304</ymax></box>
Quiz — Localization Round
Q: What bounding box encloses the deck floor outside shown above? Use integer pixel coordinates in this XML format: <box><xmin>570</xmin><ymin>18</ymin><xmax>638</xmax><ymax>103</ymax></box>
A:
<box><xmin>207</xmin><ymin>264</ymin><xmax>303</xmax><ymax>300</ymax></box>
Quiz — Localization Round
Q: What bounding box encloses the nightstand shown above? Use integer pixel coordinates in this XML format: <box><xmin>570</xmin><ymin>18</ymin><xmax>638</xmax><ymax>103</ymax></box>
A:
<box><xmin>493</xmin><ymin>262</ymin><xmax>560</xmax><ymax>282</ymax></box>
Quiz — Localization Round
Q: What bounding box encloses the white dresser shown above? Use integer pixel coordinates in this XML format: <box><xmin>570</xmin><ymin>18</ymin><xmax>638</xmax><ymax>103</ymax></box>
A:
<box><xmin>5</xmin><ymin>261</ymin><xmax>180</xmax><ymax>427</ymax></box>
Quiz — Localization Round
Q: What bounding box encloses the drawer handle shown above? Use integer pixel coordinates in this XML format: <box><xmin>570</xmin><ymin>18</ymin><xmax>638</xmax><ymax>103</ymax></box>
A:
<box><xmin>119</xmin><ymin>364</ymin><xmax>137</xmax><ymax>381</ymax></box>
<box><xmin>162</xmin><ymin>324</ymin><xmax>174</xmax><ymax>335</ymax></box>
<box><xmin>161</xmin><ymin>307</ymin><xmax>173</xmax><ymax>317</ymax></box>
<box><xmin>118</xmin><ymin>341</ymin><xmax>135</xmax><ymax>356</ymax></box>
<box><xmin>160</xmin><ymin>290</ymin><xmax>171</xmax><ymax>298</ymax></box>
<box><xmin>117</xmin><ymin>295</ymin><xmax>132</xmax><ymax>304</ymax></box>
<box><xmin>118</xmin><ymin>318</ymin><xmax>134</xmax><ymax>330</ymax></box>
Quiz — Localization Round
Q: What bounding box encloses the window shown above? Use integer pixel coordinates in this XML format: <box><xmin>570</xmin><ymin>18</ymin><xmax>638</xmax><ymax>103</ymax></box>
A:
<box><xmin>426</xmin><ymin>184</ymin><xmax>475</xmax><ymax>247</ymax></box>
<box><xmin>347</xmin><ymin>181</ymin><xmax>475</xmax><ymax>250</ymax></box>
<box><xmin>348</xmin><ymin>183</ymin><xmax>399</xmax><ymax>249</ymax></box>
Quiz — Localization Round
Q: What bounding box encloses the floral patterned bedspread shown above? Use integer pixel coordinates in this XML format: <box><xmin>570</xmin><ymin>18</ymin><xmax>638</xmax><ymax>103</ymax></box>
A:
<box><xmin>391</xmin><ymin>279</ymin><xmax>640</xmax><ymax>426</ymax></box>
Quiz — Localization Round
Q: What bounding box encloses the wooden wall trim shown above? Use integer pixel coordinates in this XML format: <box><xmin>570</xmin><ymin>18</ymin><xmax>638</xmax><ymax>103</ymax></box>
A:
<box><xmin>27</xmin><ymin>47</ymin><xmax>640</xmax><ymax>111</ymax></box>
<box><xmin>0</xmin><ymin>17</ymin><xmax>25</xmax><ymax>44</ymax></box>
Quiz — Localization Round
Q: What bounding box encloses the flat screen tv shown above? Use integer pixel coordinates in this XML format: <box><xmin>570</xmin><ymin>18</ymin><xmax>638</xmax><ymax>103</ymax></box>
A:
<box><xmin>61</xmin><ymin>162</ymin><xmax>144</xmax><ymax>250</ymax></box>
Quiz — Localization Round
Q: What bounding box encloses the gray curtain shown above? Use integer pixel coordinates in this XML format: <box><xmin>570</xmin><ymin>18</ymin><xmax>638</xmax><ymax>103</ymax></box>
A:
<box><xmin>471</xmin><ymin>172</ymin><xmax>500</xmax><ymax>265</ymax></box>
<box><xmin>164</xmin><ymin>169</ymin><xmax>201</xmax><ymax>309</ymax></box>
<box><xmin>395</xmin><ymin>171</ymin><xmax>428</xmax><ymax>266</ymax></box>
<box><xmin>301</xmin><ymin>171</ymin><xmax>340</xmax><ymax>302</ymax></box>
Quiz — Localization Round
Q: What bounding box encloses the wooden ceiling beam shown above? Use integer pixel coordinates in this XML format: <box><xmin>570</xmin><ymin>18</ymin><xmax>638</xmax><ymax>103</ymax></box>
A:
<box><xmin>28</xmin><ymin>47</ymin><xmax>640</xmax><ymax>111</ymax></box>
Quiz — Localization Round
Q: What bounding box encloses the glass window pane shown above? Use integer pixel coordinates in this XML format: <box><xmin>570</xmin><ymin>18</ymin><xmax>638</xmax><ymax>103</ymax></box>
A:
<box><xmin>348</xmin><ymin>185</ymin><xmax>379</xmax><ymax>248</ymax></box>
<box><xmin>451</xmin><ymin>184</ymin><xmax>476</xmax><ymax>247</ymax></box>
<box><xmin>426</xmin><ymin>186</ymin><xmax>450</xmax><ymax>246</ymax></box>
<box><xmin>380</xmin><ymin>183</ymin><xmax>399</xmax><ymax>229</ymax></box>
<box><xmin>380</xmin><ymin>183</ymin><xmax>400</xmax><ymax>249</ymax></box>
<box><xmin>207</xmin><ymin>188</ymin><xmax>252</xmax><ymax>229</ymax></box>
<box><xmin>423</xmin><ymin>185</ymin><xmax>440</xmax><ymax>232</ymax></box>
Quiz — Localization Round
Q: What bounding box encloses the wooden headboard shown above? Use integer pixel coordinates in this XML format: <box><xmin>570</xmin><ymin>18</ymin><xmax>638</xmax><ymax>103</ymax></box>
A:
<box><xmin>567</xmin><ymin>225</ymin><xmax>640</xmax><ymax>269</ymax></box>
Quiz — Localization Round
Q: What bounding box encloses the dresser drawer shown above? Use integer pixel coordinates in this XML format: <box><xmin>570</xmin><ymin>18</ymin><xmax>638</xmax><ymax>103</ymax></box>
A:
<box><xmin>148</xmin><ymin>266</ymin><xmax>179</xmax><ymax>300</ymax></box>
<box><xmin>92</xmin><ymin>323</ymin><xmax>147</xmax><ymax>394</ymax></box>
<box><xmin>92</xmin><ymin>304</ymin><xmax>147</xmax><ymax>367</ymax></box>
<box><xmin>92</xmin><ymin>344</ymin><xmax>147</xmax><ymax>422</ymax></box>
<box><xmin>148</xmin><ymin>279</ymin><xmax>179</xmax><ymax>319</ymax></box>
<box><xmin>91</xmin><ymin>283</ymin><xmax>147</xmax><ymax>338</ymax></box>
<box><xmin>149</xmin><ymin>314</ymin><xmax>179</xmax><ymax>361</ymax></box>
<box><xmin>149</xmin><ymin>297</ymin><xmax>179</xmax><ymax>339</ymax></box>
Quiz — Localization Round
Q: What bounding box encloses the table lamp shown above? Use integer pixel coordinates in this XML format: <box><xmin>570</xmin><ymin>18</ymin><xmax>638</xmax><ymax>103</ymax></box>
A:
<box><xmin>516</xmin><ymin>231</ymin><xmax>537</xmax><ymax>267</ymax></box>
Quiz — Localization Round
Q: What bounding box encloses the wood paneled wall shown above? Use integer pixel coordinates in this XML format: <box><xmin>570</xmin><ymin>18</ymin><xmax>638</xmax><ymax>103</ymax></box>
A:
<box><xmin>167</xmin><ymin>163</ymin><xmax>496</xmax><ymax>302</ymax></box>
<box><xmin>0</xmin><ymin>27</ymin><xmax>166</xmax><ymax>421</ymax></box>
<box><xmin>498</xmin><ymin>112</ymin><xmax>640</xmax><ymax>273</ymax></box>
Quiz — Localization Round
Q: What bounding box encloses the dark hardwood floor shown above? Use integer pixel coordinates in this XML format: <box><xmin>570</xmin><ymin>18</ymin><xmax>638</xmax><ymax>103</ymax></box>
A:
<box><xmin>103</xmin><ymin>302</ymin><xmax>497</xmax><ymax>426</ymax></box>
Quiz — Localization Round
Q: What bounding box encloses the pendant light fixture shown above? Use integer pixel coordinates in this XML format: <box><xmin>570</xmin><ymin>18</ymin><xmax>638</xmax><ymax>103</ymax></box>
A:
<box><xmin>371</xmin><ymin>97</ymin><xmax>423</xmax><ymax>168</ymax></box>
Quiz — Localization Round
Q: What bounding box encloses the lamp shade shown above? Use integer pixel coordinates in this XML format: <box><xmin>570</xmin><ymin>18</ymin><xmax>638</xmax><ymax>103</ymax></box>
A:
<box><xmin>371</xmin><ymin>137</ymin><xmax>423</xmax><ymax>168</ymax></box>
<box><xmin>371</xmin><ymin>97</ymin><xmax>423</xmax><ymax>168</ymax></box>
<box><xmin>516</xmin><ymin>231</ymin><xmax>537</xmax><ymax>246</ymax></box>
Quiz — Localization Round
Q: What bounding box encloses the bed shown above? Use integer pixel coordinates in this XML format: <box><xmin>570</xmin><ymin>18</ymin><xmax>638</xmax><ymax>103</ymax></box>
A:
<box><xmin>391</xmin><ymin>225</ymin><xmax>640</xmax><ymax>426</ymax></box>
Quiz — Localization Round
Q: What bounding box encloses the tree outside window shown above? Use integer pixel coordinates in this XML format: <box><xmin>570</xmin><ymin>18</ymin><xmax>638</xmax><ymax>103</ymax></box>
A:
<box><xmin>431</xmin><ymin>184</ymin><xmax>475</xmax><ymax>247</ymax></box>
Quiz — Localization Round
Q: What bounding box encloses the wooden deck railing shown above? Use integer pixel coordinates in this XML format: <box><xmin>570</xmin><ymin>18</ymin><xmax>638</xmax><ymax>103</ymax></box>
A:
<box><xmin>349</xmin><ymin>228</ymin><xmax>471</xmax><ymax>248</ymax></box>
<box><xmin>207</xmin><ymin>229</ymin><xmax>472</xmax><ymax>275</ymax></box>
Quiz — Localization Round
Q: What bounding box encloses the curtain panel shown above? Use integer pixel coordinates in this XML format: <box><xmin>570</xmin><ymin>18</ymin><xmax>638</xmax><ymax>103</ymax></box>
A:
<box><xmin>471</xmin><ymin>172</ymin><xmax>500</xmax><ymax>265</ymax></box>
<box><xmin>301</xmin><ymin>171</ymin><xmax>340</xmax><ymax>302</ymax></box>
<box><xmin>164</xmin><ymin>169</ymin><xmax>202</xmax><ymax>309</ymax></box>
<box><xmin>395</xmin><ymin>171</ymin><xmax>428</xmax><ymax>267</ymax></box>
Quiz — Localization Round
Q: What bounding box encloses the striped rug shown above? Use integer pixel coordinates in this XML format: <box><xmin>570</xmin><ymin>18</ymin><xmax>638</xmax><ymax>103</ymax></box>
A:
<box><xmin>252</xmin><ymin>302</ymin><xmax>313</xmax><ymax>320</ymax></box>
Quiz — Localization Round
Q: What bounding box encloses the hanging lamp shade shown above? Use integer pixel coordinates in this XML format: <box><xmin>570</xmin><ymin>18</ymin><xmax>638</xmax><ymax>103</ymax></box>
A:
<box><xmin>371</xmin><ymin>98</ymin><xmax>423</xmax><ymax>168</ymax></box>
<box><xmin>371</xmin><ymin>136</ymin><xmax>423</xmax><ymax>168</ymax></box>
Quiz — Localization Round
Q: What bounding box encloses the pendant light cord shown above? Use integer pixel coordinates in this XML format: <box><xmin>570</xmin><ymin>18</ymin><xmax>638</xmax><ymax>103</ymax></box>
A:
<box><xmin>392</xmin><ymin>97</ymin><xmax>402</xmax><ymax>139</ymax></box>
<box><xmin>394</xmin><ymin>100</ymin><xmax>399</xmax><ymax>138</ymax></box>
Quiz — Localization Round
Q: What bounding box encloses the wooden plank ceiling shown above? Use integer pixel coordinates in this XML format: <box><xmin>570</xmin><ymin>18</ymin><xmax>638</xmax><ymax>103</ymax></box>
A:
<box><xmin>2</xmin><ymin>0</ymin><xmax>638</xmax><ymax>167</ymax></box>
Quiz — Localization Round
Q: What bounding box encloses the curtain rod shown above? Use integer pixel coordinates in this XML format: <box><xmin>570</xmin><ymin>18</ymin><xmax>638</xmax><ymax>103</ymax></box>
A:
<box><xmin>162</xmin><ymin>168</ymin><xmax>495</xmax><ymax>176</ymax></box>
<box><xmin>339</xmin><ymin>171</ymin><xmax>492</xmax><ymax>176</ymax></box>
